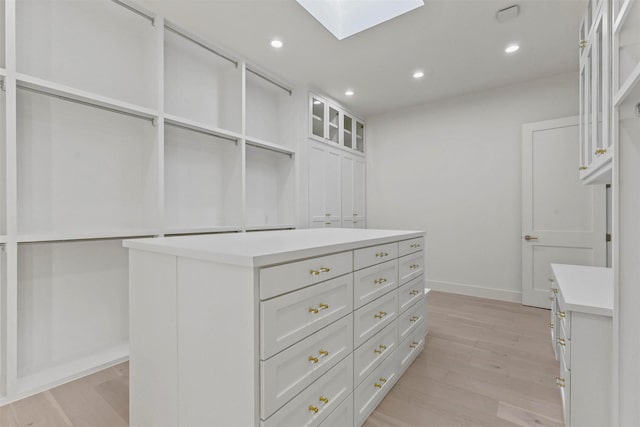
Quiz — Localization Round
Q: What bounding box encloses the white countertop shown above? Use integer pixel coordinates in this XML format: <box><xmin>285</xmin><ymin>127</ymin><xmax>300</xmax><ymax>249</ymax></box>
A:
<box><xmin>123</xmin><ymin>228</ymin><xmax>424</xmax><ymax>267</ymax></box>
<box><xmin>551</xmin><ymin>264</ymin><xmax>613</xmax><ymax>317</ymax></box>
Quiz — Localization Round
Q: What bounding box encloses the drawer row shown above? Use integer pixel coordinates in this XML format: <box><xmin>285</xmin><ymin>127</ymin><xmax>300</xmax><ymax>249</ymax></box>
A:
<box><xmin>260</xmin><ymin>237</ymin><xmax>425</xmax><ymax>300</ymax></box>
<box><xmin>261</xmin><ymin>310</ymin><xmax>427</xmax><ymax>426</ymax></box>
<box><xmin>261</xmin><ymin>271</ymin><xmax>426</xmax><ymax>359</ymax></box>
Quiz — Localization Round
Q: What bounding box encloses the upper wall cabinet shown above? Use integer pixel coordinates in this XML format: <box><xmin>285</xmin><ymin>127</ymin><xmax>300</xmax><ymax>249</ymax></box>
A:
<box><xmin>164</xmin><ymin>25</ymin><xmax>242</xmax><ymax>135</ymax></box>
<box><xmin>613</xmin><ymin>0</ymin><xmax>640</xmax><ymax>102</ymax></box>
<box><xmin>309</xmin><ymin>93</ymin><xmax>365</xmax><ymax>155</ymax></box>
<box><xmin>16</xmin><ymin>0</ymin><xmax>158</xmax><ymax>108</ymax></box>
<box><xmin>579</xmin><ymin>0</ymin><xmax>612</xmax><ymax>184</ymax></box>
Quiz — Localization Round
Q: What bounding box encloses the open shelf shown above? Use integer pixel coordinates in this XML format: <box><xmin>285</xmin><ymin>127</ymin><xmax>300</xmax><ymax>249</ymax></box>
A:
<box><xmin>245</xmin><ymin>68</ymin><xmax>294</xmax><ymax>148</ymax></box>
<box><xmin>17</xmin><ymin>229</ymin><xmax>158</xmax><ymax>243</ymax></box>
<box><xmin>245</xmin><ymin>144</ymin><xmax>295</xmax><ymax>227</ymax></box>
<box><xmin>16</xmin><ymin>73</ymin><xmax>158</xmax><ymax>120</ymax></box>
<box><xmin>17</xmin><ymin>239</ymin><xmax>129</xmax><ymax>382</ymax></box>
<box><xmin>245</xmin><ymin>136</ymin><xmax>295</xmax><ymax>156</ymax></box>
<box><xmin>17</xmin><ymin>88</ymin><xmax>158</xmax><ymax>236</ymax></box>
<box><xmin>16</xmin><ymin>0</ymin><xmax>158</xmax><ymax>108</ymax></box>
<box><xmin>617</xmin><ymin>73</ymin><xmax>640</xmax><ymax>117</ymax></box>
<box><xmin>164</xmin><ymin>123</ymin><xmax>242</xmax><ymax>231</ymax></box>
<box><xmin>164</xmin><ymin>113</ymin><xmax>242</xmax><ymax>141</ymax></box>
<box><xmin>164</xmin><ymin>225</ymin><xmax>242</xmax><ymax>236</ymax></box>
<box><xmin>164</xmin><ymin>24</ymin><xmax>241</xmax><ymax>134</ymax></box>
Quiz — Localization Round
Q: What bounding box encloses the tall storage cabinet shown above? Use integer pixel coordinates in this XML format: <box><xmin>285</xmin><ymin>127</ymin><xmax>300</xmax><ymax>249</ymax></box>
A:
<box><xmin>308</xmin><ymin>93</ymin><xmax>366</xmax><ymax>229</ymax></box>
<box><xmin>0</xmin><ymin>0</ymin><xmax>298</xmax><ymax>405</ymax></box>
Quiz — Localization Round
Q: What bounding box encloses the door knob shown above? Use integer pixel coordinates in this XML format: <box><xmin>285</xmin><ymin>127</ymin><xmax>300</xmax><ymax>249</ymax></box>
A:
<box><xmin>524</xmin><ymin>235</ymin><xmax>538</xmax><ymax>241</ymax></box>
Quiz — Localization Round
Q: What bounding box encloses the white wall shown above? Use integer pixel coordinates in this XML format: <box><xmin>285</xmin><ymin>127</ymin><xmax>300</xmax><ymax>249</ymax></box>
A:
<box><xmin>366</xmin><ymin>72</ymin><xmax>579</xmax><ymax>301</ymax></box>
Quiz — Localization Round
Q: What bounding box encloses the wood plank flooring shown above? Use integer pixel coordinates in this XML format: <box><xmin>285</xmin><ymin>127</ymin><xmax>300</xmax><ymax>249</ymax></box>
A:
<box><xmin>0</xmin><ymin>291</ymin><xmax>562</xmax><ymax>427</ymax></box>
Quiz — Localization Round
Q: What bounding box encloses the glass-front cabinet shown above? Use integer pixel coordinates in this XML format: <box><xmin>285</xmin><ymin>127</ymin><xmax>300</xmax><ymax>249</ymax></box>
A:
<box><xmin>579</xmin><ymin>0</ymin><xmax>612</xmax><ymax>184</ymax></box>
<box><xmin>309</xmin><ymin>92</ymin><xmax>365</xmax><ymax>154</ymax></box>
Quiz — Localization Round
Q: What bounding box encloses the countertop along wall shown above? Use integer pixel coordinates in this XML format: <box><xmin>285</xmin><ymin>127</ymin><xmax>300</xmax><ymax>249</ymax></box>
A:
<box><xmin>366</xmin><ymin>72</ymin><xmax>579</xmax><ymax>302</ymax></box>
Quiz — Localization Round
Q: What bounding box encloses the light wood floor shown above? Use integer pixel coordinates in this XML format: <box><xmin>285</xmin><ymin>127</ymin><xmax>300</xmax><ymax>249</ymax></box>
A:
<box><xmin>0</xmin><ymin>291</ymin><xmax>563</xmax><ymax>427</ymax></box>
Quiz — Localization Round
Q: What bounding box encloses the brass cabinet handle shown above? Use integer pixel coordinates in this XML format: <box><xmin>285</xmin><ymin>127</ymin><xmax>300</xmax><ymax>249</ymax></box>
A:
<box><xmin>379</xmin><ymin>377</ymin><xmax>387</xmax><ymax>383</ymax></box>
<box><xmin>379</xmin><ymin>344</ymin><xmax>387</xmax><ymax>350</ymax></box>
<box><xmin>309</xmin><ymin>356</ymin><xmax>319</xmax><ymax>363</ymax></box>
<box><xmin>319</xmin><ymin>267</ymin><xmax>331</xmax><ymax>273</ymax></box>
<box><xmin>410</xmin><ymin>342</ymin><xmax>418</xmax><ymax>348</ymax></box>
<box><xmin>409</xmin><ymin>264</ymin><xmax>420</xmax><ymax>269</ymax></box>
<box><xmin>309</xmin><ymin>307</ymin><xmax>319</xmax><ymax>314</ymax></box>
<box><xmin>524</xmin><ymin>235</ymin><xmax>538</xmax><ymax>241</ymax></box>
<box><xmin>595</xmin><ymin>148</ymin><xmax>607</xmax><ymax>156</ymax></box>
<box><xmin>374</xmin><ymin>383</ymin><xmax>382</xmax><ymax>389</ymax></box>
<box><xmin>375</xmin><ymin>252</ymin><xmax>389</xmax><ymax>258</ymax></box>
<box><xmin>412</xmin><ymin>341</ymin><xmax>419</xmax><ymax>346</ymax></box>
<box><xmin>319</xmin><ymin>303</ymin><xmax>329</xmax><ymax>310</ymax></box>
<box><xmin>551</xmin><ymin>288</ymin><xmax>558</xmax><ymax>294</ymax></box>
<box><xmin>579</xmin><ymin>39</ymin><xmax>587</xmax><ymax>48</ymax></box>
<box><xmin>579</xmin><ymin>166</ymin><xmax>588</xmax><ymax>170</ymax></box>
<box><xmin>319</xmin><ymin>349</ymin><xmax>329</xmax><ymax>357</ymax></box>
<box><xmin>374</xmin><ymin>278</ymin><xmax>388</xmax><ymax>284</ymax></box>
<box><xmin>410</xmin><ymin>316</ymin><xmax>420</xmax><ymax>322</ymax></box>
<box><xmin>410</xmin><ymin>243</ymin><xmax>421</xmax><ymax>248</ymax></box>
<box><xmin>559</xmin><ymin>311</ymin><xmax>566</xmax><ymax>318</ymax></box>
<box><xmin>374</xmin><ymin>311</ymin><xmax>387</xmax><ymax>319</ymax></box>
<box><xmin>410</xmin><ymin>290</ymin><xmax>420</xmax><ymax>296</ymax></box>
<box><xmin>310</xmin><ymin>269</ymin><xmax>320</xmax><ymax>276</ymax></box>
<box><xmin>549</xmin><ymin>323</ymin><xmax>554</xmax><ymax>329</ymax></box>
<box><xmin>324</xmin><ymin>222</ymin><xmax>331</xmax><ymax>225</ymax></box>
<box><xmin>556</xmin><ymin>376</ymin><xmax>566</xmax><ymax>387</ymax></box>
<box><xmin>557</xmin><ymin>338</ymin><xmax>566</xmax><ymax>346</ymax></box>
<box><xmin>374</xmin><ymin>348</ymin><xmax>382</xmax><ymax>354</ymax></box>
<box><xmin>319</xmin><ymin>396</ymin><xmax>329</xmax><ymax>404</ymax></box>
<box><xmin>309</xmin><ymin>405</ymin><xmax>319</xmax><ymax>413</ymax></box>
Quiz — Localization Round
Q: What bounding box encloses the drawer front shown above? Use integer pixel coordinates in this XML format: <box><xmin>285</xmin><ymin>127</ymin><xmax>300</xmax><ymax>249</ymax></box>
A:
<box><xmin>261</xmin><ymin>315</ymin><xmax>353</xmax><ymax>419</ymax></box>
<box><xmin>556</xmin><ymin>290</ymin><xmax>571</xmax><ymax>339</ymax></box>
<box><xmin>354</xmin><ymin>349</ymin><xmax>398</xmax><ymax>427</ymax></box>
<box><xmin>398</xmin><ymin>252</ymin><xmax>424</xmax><ymax>285</ymax></box>
<box><xmin>319</xmin><ymin>393</ymin><xmax>353</xmax><ymax>427</ymax></box>
<box><xmin>399</xmin><ymin>275</ymin><xmax>424</xmax><ymax>314</ymax></box>
<box><xmin>353</xmin><ymin>243</ymin><xmax>398</xmax><ymax>271</ymax></box>
<box><xmin>262</xmin><ymin>354</ymin><xmax>353</xmax><ymax>427</ymax></box>
<box><xmin>559</xmin><ymin>351</ymin><xmax>571</xmax><ymax>426</ymax></box>
<box><xmin>354</xmin><ymin>320</ymin><xmax>398</xmax><ymax>387</ymax></box>
<box><xmin>354</xmin><ymin>291</ymin><xmax>398</xmax><ymax>348</ymax></box>
<box><xmin>398</xmin><ymin>322</ymin><xmax>426</xmax><ymax>376</ymax></box>
<box><xmin>261</xmin><ymin>274</ymin><xmax>354</xmax><ymax>359</ymax></box>
<box><xmin>353</xmin><ymin>259</ymin><xmax>399</xmax><ymax>309</ymax></box>
<box><xmin>398</xmin><ymin>298</ymin><xmax>426</xmax><ymax>343</ymax></box>
<box><xmin>260</xmin><ymin>252</ymin><xmax>353</xmax><ymax>300</ymax></box>
<box><xmin>398</xmin><ymin>237</ymin><xmax>424</xmax><ymax>257</ymax></box>
<box><xmin>558</xmin><ymin>321</ymin><xmax>571</xmax><ymax>370</ymax></box>
<box><xmin>310</xmin><ymin>220</ymin><xmax>342</xmax><ymax>229</ymax></box>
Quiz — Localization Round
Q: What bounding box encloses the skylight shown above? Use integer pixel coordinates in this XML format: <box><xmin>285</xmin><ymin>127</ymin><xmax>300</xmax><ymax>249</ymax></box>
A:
<box><xmin>296</xmin><ymin>0</ymin><xmax>425</xmax><ymax>40</ymax></box>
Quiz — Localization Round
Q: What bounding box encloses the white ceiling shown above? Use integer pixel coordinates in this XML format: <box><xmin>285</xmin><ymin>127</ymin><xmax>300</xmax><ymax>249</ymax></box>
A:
<box><xmin>144</xmin><ymin>0</ymin><xmax>586</xmax><ymax>118</ymax></box>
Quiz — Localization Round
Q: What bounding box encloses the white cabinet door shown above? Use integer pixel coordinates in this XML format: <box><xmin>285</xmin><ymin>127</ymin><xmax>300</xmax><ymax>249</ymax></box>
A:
<box><xmin>353</xmin><ymin>158</ymin><xmax>365</xmax><ymax>219</ymax></box>
<box><xmin>341</xmin><ymin>155</ymin><xmax>354</xmax><ymax>221</ymax></box>
<box><xmin>309</xmin><ymin>143</ymin><xmax>327</xmax><ymax>221</ymax></box>
<box><xmin>325</xmin><ymin>148</ymin><xmax>342</xmax><ymax>221</ymax></box>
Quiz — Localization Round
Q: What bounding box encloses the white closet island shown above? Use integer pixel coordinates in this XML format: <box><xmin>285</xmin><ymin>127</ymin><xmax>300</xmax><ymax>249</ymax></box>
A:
<box><xmin>124</xmin><ymin>228</ymin><xmax>428</xmax><ymax>427</ymax></box>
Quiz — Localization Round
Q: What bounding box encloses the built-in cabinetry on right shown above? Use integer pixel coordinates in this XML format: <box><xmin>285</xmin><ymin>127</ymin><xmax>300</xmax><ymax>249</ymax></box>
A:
<box><xmin>308</xmin><ymin>93</ymin><xmax>366</xmax><ymax>228</ymax></box>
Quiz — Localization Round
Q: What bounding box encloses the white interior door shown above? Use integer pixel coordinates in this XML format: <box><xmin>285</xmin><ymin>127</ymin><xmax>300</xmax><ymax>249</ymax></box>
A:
<box><xmin>522</xmin><ymin>116</ymin><xmax>606</xmax><ymax>307</ymax></box>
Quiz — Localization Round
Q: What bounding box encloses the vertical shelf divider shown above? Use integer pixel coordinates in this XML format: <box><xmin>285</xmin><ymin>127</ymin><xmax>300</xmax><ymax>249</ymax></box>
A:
<box><xmin>155</xmin><ymin>14</ymin><xmax>165</xmax><ymax>237</ymax></box>
<box><xmin>4</xmin><ymin>0</ymin><xmax>16</xmax><ymax>398</ymax></box>
<box><xmin>240</xmin><ymin>61</ymin><xmax>247</xmax><ymax>232</ymax></box>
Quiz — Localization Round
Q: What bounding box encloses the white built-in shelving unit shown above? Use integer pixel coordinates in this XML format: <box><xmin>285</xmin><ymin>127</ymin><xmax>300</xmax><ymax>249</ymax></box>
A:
<box><xmin>0</xmin><ymin>0</ymin><xmax>297</xmax><ymax>405</ymax></box>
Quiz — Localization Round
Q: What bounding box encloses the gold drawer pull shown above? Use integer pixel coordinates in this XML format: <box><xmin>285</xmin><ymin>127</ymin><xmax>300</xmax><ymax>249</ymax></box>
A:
<box><xmin>379</xmin><ymin>344</ymin><xmax>387</xmax><ymax>350</ymax></box>
<box><xmin>410</xmin><ymin>316</ymin><xmax>420</xmax><ymax>322</ymax></box>
<box><xmin>309</xmin><ymin>307</ymin><xmax>319</xmax><ymax>314</ymax></box>
<box><xmin>319</xmin><ymin>267</ymin><xmax>331</xmax><ymax>273</ymax></box>
<box><xmin>374</xmin><ymin>278</ymin><xmax>388</xmax><ymax>284</ymax></box>
<box><xmin>412</xmin><ymin>341</ymin><xmax>419</xmax><ymax>346</ymax></box>
<box><xmin>410</xmin><ymin>290</ymin><xmax>420</xmax><ymax>296</ymax></box>
<box><xmin>559</xmin><ymin>311</ymin><xmax>566</xmax><ymax>318</ymax></box>
<box><xmin>579</xmin><ymin>39</ymin><xmax>587</xmax><ymax>48</ymax></box>
<box><xmin>374</xmin><ymin>311</ymin><xmax>387</xmax><ymax>319</ymax></box>
<box><xmin>374</xmin><ymin>348</ymin><xmax>382</xmax><ymax>354</ymax></box>
<box><xmin>551</xmin><ymin>288</ymin><xmax>558</xmax><ymax>294</ymax></box>
<box><xmin>374</xmin><ymin>383</ymin><xmax>382</xmax><ymax>388</ymax></box>
<box><xmin>410</xmin><ymin>243</ymin><xmax>421</xmax><ymax>248</ymax></box>
<box><xmin>324</xmin><ymin>222</ymin><xmax>331</xmax><ymax>225</ymax></box>
<box><xmin>556</xmin><ymin>376</ymin><xmax>566</xmax><ymax>387</ymax></box>
<box><xmin>557</xmin><ymin>338</ymin><xmax>566</xmax><ymax>346</ymax></box>
<box><xmin>410</xmin><ymin>342</ymin><xmax>418</xmax><ymax>348</ymax></box>
<box><xmin>409</xmin><ymin>264</ymin><xmax>420</xmax><ymax>269</ymax></box>
<box><xmin>375</xmin><ymin>252</ymin><xmax>389</xmax><ymax>257</ymax></box>
<box><xmin>319</xmin><ymin>349</ymin><xmax>329</xmax><ymax>357</ymax></box>
<box><xmin>309</xmin><ymin>405</ymin><xmax>319</xmax><ymax>413</ymax></box>
<box><xmin>310</xmin><ymin>269</ymin><xmax>320</xmax><ymax>276</ymax></box>
<box><xmin>309</xmin><ymin>356</ymin><xmax>319</xmax><ymax>363</ymax></box>
<box><xmin>549</xmin><ymin>323</ymin><xmax>554</xmax><ymax>329</ymax></box>
<box><xmin>579</xmin><ymin>165</ymin><xmax>588</xmax><ymax>170</ymax></box>
<box><xmin>319</xmin><ymin>303</ymin><xmax>329</xmax><ymax>310</ymax></box>
<box><xmin>595</xmin><ymin>148</ymin><xmax>607</xmax><ymax>155</ymax></box>
<box><xmin>319</xmin><ymin>396</ymin><xmax>329</xmax><ymax>404</ymax></box>
<box><xmin>379</xmin><ymin>377</ymin><xmax>387</xmax><ymax>383</ymax></box>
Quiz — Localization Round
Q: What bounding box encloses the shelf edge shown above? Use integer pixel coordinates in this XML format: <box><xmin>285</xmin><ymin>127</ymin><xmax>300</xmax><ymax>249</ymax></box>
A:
<box><xmin>614</xmin><ymin>63</ymin><xmax>640</xmax><ymax>107</ymax></box>
<box><xmin>245</xmin><ymin>136</ymin><xmax>296</xmax><ymax>155</ymax></box>
<box><xmin>164</xmin><ymin>114</ymin><xmax>243</xmax><ymax>141</ymax></box>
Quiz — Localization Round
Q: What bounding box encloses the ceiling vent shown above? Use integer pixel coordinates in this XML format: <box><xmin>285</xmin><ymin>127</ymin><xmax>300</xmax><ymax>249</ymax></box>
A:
<box><xmin>496</xmin><ymin>5</ymin><xmax>520</xmax><ymax>23</ymax></box>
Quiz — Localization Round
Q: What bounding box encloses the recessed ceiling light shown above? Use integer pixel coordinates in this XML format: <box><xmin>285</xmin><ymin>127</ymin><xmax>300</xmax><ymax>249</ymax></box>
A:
<box><xmin>413</xmin><ymin>71</ymin><xmax>424</xmax><ymax>79</ymax></box>
<box><xmin>505</xmin><ymin>44</ymin><xmax>520</xmax><ymax>53</ymax></box>
<box><xmin>345</xmin><ymin>90</ymin><xmax>355</xmax><ymax>96</ymax></box>
<box><xmin>270</xmin><ymin>39</ymin><xmax>283</xmax><ymax>48</ymax></box>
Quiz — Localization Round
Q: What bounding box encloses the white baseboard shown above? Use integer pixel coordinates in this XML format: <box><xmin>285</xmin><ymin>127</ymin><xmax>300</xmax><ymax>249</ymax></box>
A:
<box><xmin>426</xmin><ymin>279</ymin><xmax>522</xmax><ymax>303</ymax></box>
